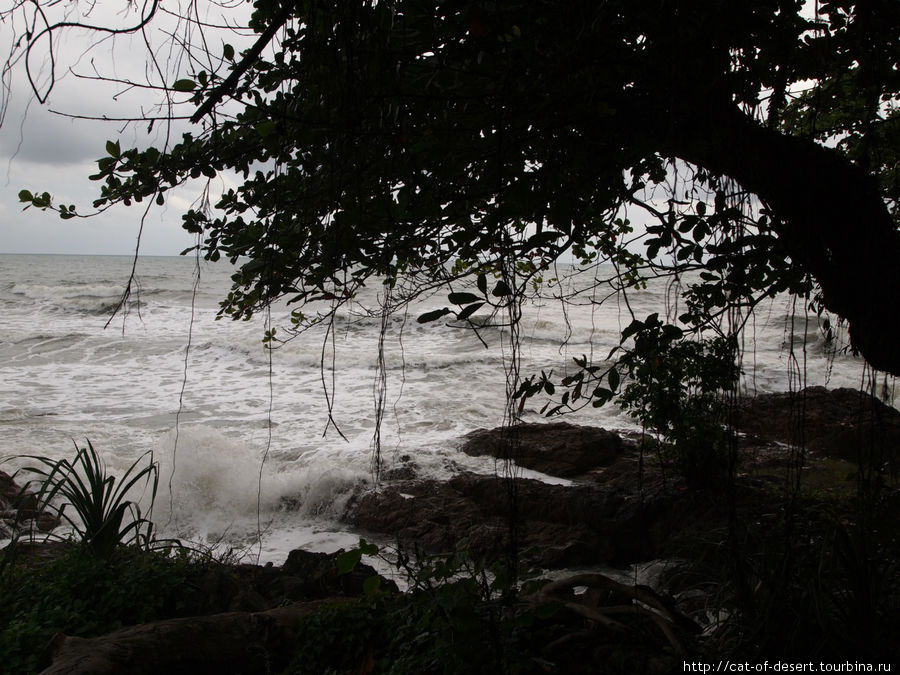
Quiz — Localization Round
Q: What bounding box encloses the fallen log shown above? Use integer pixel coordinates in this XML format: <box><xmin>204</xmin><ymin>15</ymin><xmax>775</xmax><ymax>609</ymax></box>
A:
<box><xmin>40</xmin><ymin>598</ymin><xmax>345</xmax><ymax>675</ymax></box>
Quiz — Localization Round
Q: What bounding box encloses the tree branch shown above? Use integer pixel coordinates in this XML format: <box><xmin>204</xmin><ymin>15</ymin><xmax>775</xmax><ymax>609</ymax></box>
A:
<box><xmin>647</xmin><ymin>97</ymin><xmax>900</xmax><ymax>375</ymax></box>
<box><xmin>190</xmin><ymin>4</ymin><xmax>294</xmax><ymax>124</ymax></box>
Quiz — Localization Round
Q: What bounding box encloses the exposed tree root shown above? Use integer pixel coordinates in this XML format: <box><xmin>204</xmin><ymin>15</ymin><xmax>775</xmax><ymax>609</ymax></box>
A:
<box><xmin>526</xmin><ymin>572</ymin><xmax>701</xmax><ymax>656</ymax></box>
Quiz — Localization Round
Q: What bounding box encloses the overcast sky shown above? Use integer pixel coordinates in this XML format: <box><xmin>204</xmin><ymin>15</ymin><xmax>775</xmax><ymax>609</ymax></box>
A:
<box><xmin>0</xmin><ymin>0</ymin><xmax>250</xmax><ymax>256</ymax></box>
<box><xmin>1</xmin><ymin>2</ymin><xmax>821</xmax><ymax>259</ymax></box>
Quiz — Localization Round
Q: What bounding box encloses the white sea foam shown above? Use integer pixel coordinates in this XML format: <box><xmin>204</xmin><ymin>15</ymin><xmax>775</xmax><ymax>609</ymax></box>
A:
<box><xmin>0</xmin><ymin>253</ymin><xmax>892</xmax><ymax>564</ymax></box>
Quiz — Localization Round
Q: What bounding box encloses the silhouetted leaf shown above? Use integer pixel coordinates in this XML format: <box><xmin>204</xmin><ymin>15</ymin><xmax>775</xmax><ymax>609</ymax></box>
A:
<box><xmin>457</xmin><ymin>302</ymin><xmax>484</xmax><ymax>320</ymax></box>
<box><xmin>172</xmin><ymin>79</ymin><xmax>196</xmax><ymax>92</ymax></box>
<box><xmin>476</xmin><ymin>273</ymin><xmax>487</xmax><ymax>295</ymax></box>
<box><xmin>417</xmin><ymin>308</ymin><xmax>451</xmax><ymax>323</ymax></box>
<box><xmin>492</xmin><ymin>280</ymin><xmax>512</xmax><ymax>297</ymax></box>
<box><xmin>336</xmin><ymin>548</ymin><xmax>362</xmax><ymax>575</ymax></box>
<box><xmin>448</xmin><ymin>292</ymin><xmax>481</xmax><ymax>305</ymax></box>
<box><xmin>608</xmin><ymin>367</ymin><xmax>619</xmax><ymax>391</ymax></box>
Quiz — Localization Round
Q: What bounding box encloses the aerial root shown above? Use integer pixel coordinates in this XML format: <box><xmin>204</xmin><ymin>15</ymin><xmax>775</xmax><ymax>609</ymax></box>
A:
<box><xmin>525</xmin><ymin>572</ymin><xmax>701</xmax><ymax>656</ymax></box>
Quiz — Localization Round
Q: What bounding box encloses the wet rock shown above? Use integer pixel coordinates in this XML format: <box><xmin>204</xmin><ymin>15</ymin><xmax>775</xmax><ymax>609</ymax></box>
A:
<box><xmin>0</xmin><ymin>469</ymin><xmax>60</xmax><ymax>538</ymax></box>
<box><xmin>460</xmin><ymin>422</ymin><xmax>624</xmax><ymax>478</ymax></box>
<box><xmin>344</xmin><ymin>387</ymin><xmax>898</xmax><ymax>570</ymax></box>
<box><xmin>348</xmin><ymin>470</ymin><xmax>702</xmax><ymax>569</ymax></box>
<box><xmin>381</xmin><ymin>458</ymin><xmax>419</xmax><ymax>481</ymax></box>
<box><xmin>736</xmin><ymin>386</ymin><xmax>900</xmax><ymax>465</ymax></box>
<box><xmin>0</xmin><ymin>540</ymin><xmax>72</xmax><ymax>567</ymax></box>
<box><xmin>351</xmin><ymin>478</ymin><xmax>483</xmax><ymax>555</ymax></box>
<box><xmin>281</xmin><ymin>548</ymin><xmax>397</xmax><ymax>596</ymax></box>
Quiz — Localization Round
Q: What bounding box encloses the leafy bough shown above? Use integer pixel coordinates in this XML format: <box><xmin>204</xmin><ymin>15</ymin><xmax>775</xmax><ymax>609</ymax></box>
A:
<box><xmin>6</xmin><ymin>440</ymin><xmax>159</xmax><ymax>558</ymax></box>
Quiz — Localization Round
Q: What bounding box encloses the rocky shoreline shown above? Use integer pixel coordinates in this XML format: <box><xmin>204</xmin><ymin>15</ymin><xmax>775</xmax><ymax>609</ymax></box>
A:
<box><xmin>6</xmin><ymin>386</ymin><xmax>898</xmax><ymax>570</ymax></box>
<box><xmin>5</xmin><ymin>387</ymin><xmax>898</xmax><ymax>563</ymax></box>
<box><xmin>346</xmin><ymin>386</ymin><xmax>900</xmax><ymax>569</ymax></box>
<box><xmin>3</xmin><ymin>386</ymin><xmax>898</xmax><ymax>672</ymax></box>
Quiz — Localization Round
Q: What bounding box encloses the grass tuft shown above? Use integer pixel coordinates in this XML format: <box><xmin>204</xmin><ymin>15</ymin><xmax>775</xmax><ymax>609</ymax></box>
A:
<box><xmin>5</xmin><ymin>440</ymin><xmax>158</xmax><ymax>558</ymax></box>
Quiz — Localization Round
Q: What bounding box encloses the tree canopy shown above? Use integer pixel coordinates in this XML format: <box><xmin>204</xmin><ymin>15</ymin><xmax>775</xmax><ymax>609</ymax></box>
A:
<box><xmin>5</xmin><ymin>5</ymin><xmax>898</xmax><ymax>663</ymax></box>
<box><xmin>12</xmin><ymin>0</ymin><xmax>900</xmax><ymax>387</ymax></box>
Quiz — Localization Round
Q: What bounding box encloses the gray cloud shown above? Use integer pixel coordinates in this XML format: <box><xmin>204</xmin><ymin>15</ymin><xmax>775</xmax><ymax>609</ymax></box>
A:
<box><xmin>1</xmin><ymin>108</ymin><xmax>111</xmax><ymax>167</ymax></box>
<box><xmin>0</xmin><ymin>0</ymin><xmax>247</xmax><ymax>255</ymax></box>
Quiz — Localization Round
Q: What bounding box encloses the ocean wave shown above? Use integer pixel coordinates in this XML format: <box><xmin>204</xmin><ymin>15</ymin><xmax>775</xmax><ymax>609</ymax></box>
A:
<box><xmin>149</xmin><ymin>425</ymin><xmax>371</xmax><ymax>543</ymax></box>
<box><xmin>12</xmin><ymin>281</ymin><xmax>125</xmax><ymax>300</ymax></box>
<box><xmin>0</xmin><ymin>407</ymin><xmax>40</xmax><ymax>424</ymax></box>
<box><xmin>7</xmin><ymin>280</ymin><xmax>217</xmax><ymax>317</ymax></box>
<box><xmin>0</xmin><ymin>254</ymin><xmax>880</xmax><ymax>563</ymax></box>
<box><xmin>9</xmin><ymin>333</ymin><xmax>88</xmax><ymax>354</ymax></box>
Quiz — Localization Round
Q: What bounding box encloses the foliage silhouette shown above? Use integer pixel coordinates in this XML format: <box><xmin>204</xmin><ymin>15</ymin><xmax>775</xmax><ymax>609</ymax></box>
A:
<box><xmin>3</xmin><ymin>2</ymin><xmax>899</xmax><ymax>666</ymax></box>
<box><xmin>8</xmin><ymin>0</ymin><xmax>900</xmax><ymax>377</ymax></box>
<box><xmin>0</xmin><ymin>544</ymin><xmax>221</xmax><ymax>674</ymax></box>
<box><xmin>7</xmin><ymin>440</ymin><xmax>158</xmax><ymax>559</ymax></box>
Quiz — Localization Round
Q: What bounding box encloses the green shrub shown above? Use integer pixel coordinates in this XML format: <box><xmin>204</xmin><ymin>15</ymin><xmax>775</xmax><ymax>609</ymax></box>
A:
<box><xmin>286</xmin><ymin>541</ymin><xmax>691</xmax><ymax>674</ymax></box>
<box><xmin>616</xmin><ymin>316</ymin><xmax>738</xmax><ymax>489</ymax></box>
<box><xmin>284</xmin><ymin>584</ymin><xmax>521</xmax><ymax>674</ymax></box>
<box><xmin>677</xmin><ymin>510</ymin><xmax>900</xmax><ymax>663</ymax></box>
<box><xmin>0</xmin><ymin>545</ymin><xmax>209</xmax><ymax>674</ymax></box>
<box><xmin>286</xmin><ymin>543</ymin><xmax>526</xmax><ymax>674</ymax></box>
<box><xmin>6</xmin><ymin>440</ymin><xmax>158</xmax><ymax>558</ymax></box>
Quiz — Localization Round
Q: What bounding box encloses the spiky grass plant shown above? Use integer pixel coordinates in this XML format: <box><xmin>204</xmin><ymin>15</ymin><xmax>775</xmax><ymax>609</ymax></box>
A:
<box><xmin>9</xmin><ymin>440</ymin><xmax>159</xmax><ymax>558</ymax></box>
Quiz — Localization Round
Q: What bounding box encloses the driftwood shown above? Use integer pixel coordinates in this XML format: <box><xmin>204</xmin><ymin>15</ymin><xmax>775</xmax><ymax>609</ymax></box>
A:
<box><xmin>40</xmin><ymin>598</ymin><xmax>345</xmax><ymax>675</ymax></box>
<box><xmin>526</xmin><ymin>573</ymin><xmax>701</xmax><ymax>656</ymax></box>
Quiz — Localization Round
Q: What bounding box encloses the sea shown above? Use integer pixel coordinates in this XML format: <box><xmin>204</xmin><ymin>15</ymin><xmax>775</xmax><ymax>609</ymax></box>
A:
<box><xmin>0</xmin><ymin>253</ymin><xmax>891</xmax><ymax>566</ymax></box>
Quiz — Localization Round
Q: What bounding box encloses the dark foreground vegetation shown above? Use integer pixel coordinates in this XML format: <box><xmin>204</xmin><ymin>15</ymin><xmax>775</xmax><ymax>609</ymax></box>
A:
<box><xmin>0</xmin><ymin>542</ymin><xmax>694</xmax><ymax>674</ymax></box>
<box><xmin>3</xmin><ymin>386</ymin><xmax>898</xmax><ymax>674</ymax></box>
<box><xmin>3</xmin><ymin>1</ymin><xmax>900</xmax><ymax>671</ymax></box>
<box><xmin>4</xmin><ymin>518</ymin><xmax>896</xmax><ymax>674</ymax></box>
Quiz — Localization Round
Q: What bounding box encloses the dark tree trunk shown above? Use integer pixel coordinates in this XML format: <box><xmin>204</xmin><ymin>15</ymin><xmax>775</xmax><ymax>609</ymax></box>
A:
<box><xmin>657</xmin><ymin>99</ymin><xmax>900</xmax><ymax>376</ymax></box>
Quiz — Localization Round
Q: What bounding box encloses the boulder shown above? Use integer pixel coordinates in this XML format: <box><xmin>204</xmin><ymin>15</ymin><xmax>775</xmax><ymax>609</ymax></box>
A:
<box><xmin>381</xmin><ymin>454</ymin><xmax>420</xmax><ymax>481</ymax></box>
<box><xmin>460</xmin><ymin>421</ymin><xmax>624</xmax><ymax>478</ymax></box>
<box><xmin>185</xmin><ymin>548</ymin><xmax>399</xmax><ymax>614</ymax></box>
<box><xmin>1</xmin><ymin>469</ymin><xmax>59</xmax><ymax>538</ymax></box>
<box><xmin>736</xmin><ymin>386</ymin><xmax>900</xmax><ymax>464</ymax></box>
<box><xmin>351</xmin><ymin>478</ymin><xmax>484</xmax><ymax>555</ymax></box>
<box><xmin>352</xmin><ymin>387</ymin><xmax>898</xmax><ymax>569</ymax></box>
<box><xmin>281</xmin><ymin>548</ymin><xmax>396</xmax><ymax>596</ymax></box>
<box><xmin>348</xmin><ymin>469</ymin><xmax>712</xmax><ymax>569</ymax></box>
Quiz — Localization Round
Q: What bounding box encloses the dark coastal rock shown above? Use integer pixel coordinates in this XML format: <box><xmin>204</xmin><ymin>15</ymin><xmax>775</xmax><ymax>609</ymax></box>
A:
<box><xmin>1</xmin><ymin>540</ymin><xmax>72</xmax><ymax>568</ymax></box>
<box><xmin>351</xmin><ymin>478</ymin><xmax>484</xmax><ymax>555</ymax></box>
<box><xmin>282</xmin><ymin>548</ymin><xmax>396</xmax><ymax>597</ymax></box>
<box><xmin>1</xmin><ymin>469</ymin><xmax>60</xmax><ymax>538</ymax></box>
<box><xmin>736</xmin><ymin>386</ymin><xmax>900</xmax><ymax>464</ymax></box>
<box><xmin>190</xmin><ymin>548</ymin><xmax>399</xmax><ymax>614</ymax></box>
<box><xmin>349</xmin><ymin>387</ymin><xmax>899</xmax><ymax>569</ymax></box>
<box><xmin>460</xmin><ymin>421</ymin><xmax>624</xmax><ymax>478</ymax></box>
<box><xmin>381</xmin><ymin>454</ymin><xmax>420</xmax><ymax>481</ymax></box>
<box><xmin>349</xmin><ymin>470</ymin><xmax>712</xmax><ymax>568</ymax></box>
